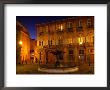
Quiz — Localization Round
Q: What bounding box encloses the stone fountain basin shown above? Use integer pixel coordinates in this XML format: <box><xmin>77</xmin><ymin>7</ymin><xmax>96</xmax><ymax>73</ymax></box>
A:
<box><xmin>38</xmin><ymin>67</ymin><xmax>79</xmax><ymax>73</ymax></box>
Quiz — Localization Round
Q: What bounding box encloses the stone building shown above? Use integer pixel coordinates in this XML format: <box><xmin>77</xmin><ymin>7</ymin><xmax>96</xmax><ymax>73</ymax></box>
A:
<box><xmin>36</xmin><ymin>16</ymin><xmax>94</xmax><ymax>66</ymax></box>
<box><xmin>16</xmin><ymin>21</ymin><xmax>30</xmax><ymax>64</ymax></box>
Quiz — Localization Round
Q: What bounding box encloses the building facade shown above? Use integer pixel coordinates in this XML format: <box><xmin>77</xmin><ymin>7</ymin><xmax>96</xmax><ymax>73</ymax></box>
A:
<box><xmin>36</xmin><ymin>16</ymin><xmax>94</xmax><ymax>66</ymax></box>
<box><xmin>16</xmin><ymin>21</ymin><xmax>30</xmax><ymax>64</ymax></box>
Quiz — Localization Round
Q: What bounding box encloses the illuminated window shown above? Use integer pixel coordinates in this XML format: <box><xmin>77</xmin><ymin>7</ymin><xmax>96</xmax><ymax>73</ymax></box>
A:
<box><xmin>68</xmin><ymin>38</ymin><xmax>73</xmax><ymax>44</ymax></box>
<box><xmin>56</xmin><ymin>24</ymin><xmax>63</xmax><ymax>31</ymax></box>
<box><xmin>78</xmin><ymin>37</ymin><xmax>83</xmax><ymax>45</ymax></box>
<box><xmin>61</xmin><ymin>24</ymin><xmax>63</xmax><ymax>31</ymax></box>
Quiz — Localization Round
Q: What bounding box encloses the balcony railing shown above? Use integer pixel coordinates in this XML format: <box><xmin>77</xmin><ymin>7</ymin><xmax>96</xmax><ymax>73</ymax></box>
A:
<box><xmin>41</xmin><ymin>42</ymin><xmax>94</xmax><ymax>49</ymax></box>
<box><xmin>76</xmin><ymin>42</ymin><xmax>94</xmax><ymax>47</ymax></box>
<box><xmin>56</xmin><ymin>29</ymin><xmax>64</xmax><ymax>34</ymax></box>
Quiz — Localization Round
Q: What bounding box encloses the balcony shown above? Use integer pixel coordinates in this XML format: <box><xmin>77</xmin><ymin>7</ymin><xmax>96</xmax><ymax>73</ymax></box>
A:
<box><xmin>56</xmin><ymin>29</ymin><xmax>64</xmax><ymax>34</ymax></box>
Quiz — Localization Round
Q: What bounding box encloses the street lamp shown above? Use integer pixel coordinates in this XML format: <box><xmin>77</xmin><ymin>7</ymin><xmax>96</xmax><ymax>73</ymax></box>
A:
<box><xmin>79</xmin><ymin>41</ymin><xmax>82</xmax><ymax>45</ymax></box>
<box><xmin>19</xmin><ymin>40</ymin><xmax>22</xmax><ymax>45</ymax></box>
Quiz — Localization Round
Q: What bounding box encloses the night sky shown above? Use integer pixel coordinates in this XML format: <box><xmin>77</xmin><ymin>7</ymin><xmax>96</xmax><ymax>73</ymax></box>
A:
<box><xmin>16</xmin><ymin>16</ymin><xmax>73</xmax><ymax>39</ymax></box>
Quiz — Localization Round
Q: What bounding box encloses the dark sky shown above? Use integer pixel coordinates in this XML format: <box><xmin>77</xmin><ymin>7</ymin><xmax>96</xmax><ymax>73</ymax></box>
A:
<box><xmin>16</xmin><ymin>16</ymin><xmax>73</xmax><ymax>39</ymax></box>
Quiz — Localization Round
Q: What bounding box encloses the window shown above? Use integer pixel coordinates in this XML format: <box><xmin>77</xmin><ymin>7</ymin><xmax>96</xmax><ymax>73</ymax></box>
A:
<box><xmin>59</xmin><ymin>53</ymin><xmax>63</xmax><ymax>60</ymax></box>
<box><xmin>50</xmin><ymin>40</ymin><xmax>52</xmax><ymax>45</ymax></box>
<box><xmin>48</xmin><ymin>40</ymin><xmax>50</xmax><ymax>46</ymax></box>
<box><xmin>77</xmin><ymin>19</ymin><xmax>83</xmax><ymax>31</ymax></box>
<box><xmin>67</xmin><ymin>22</ymin><xmax>72</xmax><ymax>28</ymax></box>
<box><xmin>56</xmin><ymin>24</ymin><xmax>60</xmax><ymax>30</ymax></box>
<box><xmin>78</xmin><ymin>20</ymin><xmax>82</xmax><ymax>28</ymax></box>
<box><xmin>39</xmin><ymin>27</ymin><xmax>43</xmax><ymax>35</ymax></box>
<box><xmin>30</xmin><ymin>50</ymin><xmax>34</xmax><ymax>53</ymax></box>
<box><xmin>79</xmin><ymin>50</ymin><xmax>84</xmax><ymax>54</ymax></box>
<box><xmin>58</xmin><ymin>39</ymin><xmax>63</xmax><ymax>45</ymax></box>
<box><xmin>42</xmin><ymin>41</ymin><xmax>43</xmax><ymax>46</ymax></box>
<box><xmin>69</xmin><ymin>50</ymin><xmax>73</xmax><ymax>54</ymax></box>
<box><xmin>67</xmin><ymin>22</ymin><xmax>73</xmax><ymax>32</ymax></box>
<box><xmin>78</xmin><ymin>37</ymin><xmax>83</xmax><ymax>45</ymax></box>
<box><xmin>39</xmin><ymin>41</ymin><xmax>41</xmax><ymax>46</ymax></box>
<box><xmin>90</xmin><ymin>49</ymin><xmax>94</xmax><ymax>54</ymax></box>
<box><xmin>39</xmin><ymin>27</ymin><xmax>43</xmax><ymax>32</ymax></box>
<box><xmin>68</xmin><ymin>38</ymin><xmax>73</xmax><ymax>44</ymax></box>
<box><xmin>45</xmin><ymin>26</ymin><xmax>48</xmax><ymax>32</ymax></box>
<box><xmin>60</xmin><ymin>24</ymin><xmax>63</xmax><ymax>31</ymax></box>
<box><xmin>87</xmin><ymin>19</ymin><xmax>91</xmax><ymax>28</ymax></box>
<box><xmin>56</xmin><ymin>24</ymin><xmax>64</xmax><ymax>32</ymax></box>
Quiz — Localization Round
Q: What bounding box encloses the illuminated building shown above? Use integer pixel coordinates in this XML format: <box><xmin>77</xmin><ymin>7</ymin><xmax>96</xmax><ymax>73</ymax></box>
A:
<box><xmin>16</xmin><ymin>21</ymin><xmax>30</xmax><ymax>64</ymax></box>
<box><xmin>36</xmin><ymin>16</ymin><xmax>94</xmax><ymax>66</ymax></box>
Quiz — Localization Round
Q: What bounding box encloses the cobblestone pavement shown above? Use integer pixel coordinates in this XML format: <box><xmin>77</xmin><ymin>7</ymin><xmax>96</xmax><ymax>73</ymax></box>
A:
<box><xmin>16</xmin><ymin>63</ymin><xmax>94</xmax><ymax>74</ymax></box>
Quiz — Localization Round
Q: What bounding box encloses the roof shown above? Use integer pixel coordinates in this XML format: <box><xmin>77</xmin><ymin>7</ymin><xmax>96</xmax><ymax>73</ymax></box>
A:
<box><xmin>16</xmin><ymin>21</ymin><xmax>30</xmax><ymax>36</ymax></box>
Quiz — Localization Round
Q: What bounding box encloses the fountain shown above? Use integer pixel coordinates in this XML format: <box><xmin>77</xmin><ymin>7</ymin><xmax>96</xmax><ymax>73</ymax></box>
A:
<box><xmin>50</xmin><ymin>49</ymin><xmax>64</xmax><ymax>67</ymax></box>
<box><xmin>38</xmin><ymin>49</ymin><xmax>79</xmax><ymax>73</ymax></box>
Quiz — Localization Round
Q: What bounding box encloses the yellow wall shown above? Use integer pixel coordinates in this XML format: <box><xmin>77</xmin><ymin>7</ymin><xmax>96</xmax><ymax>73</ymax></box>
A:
<box><xmin>16</xmin><ymin>21</ymin><xmax>30</xmax><ymax>64</ymax></box>
<box><xmin>20</xmin><ymin>31</ymin><xmax>30</xmax><ymax>63</ymax></box>
<box><xmin>36</xmin><ymin>16</ymin><xmax>94</xmax><ymax>65</ymax></box>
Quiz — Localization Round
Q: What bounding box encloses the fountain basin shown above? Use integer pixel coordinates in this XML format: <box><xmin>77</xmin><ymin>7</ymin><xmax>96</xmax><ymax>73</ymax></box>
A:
<box><xmin>38</xmin><ymin>67</ymin><xmax>79</xmax><ymax>73</ymax></box>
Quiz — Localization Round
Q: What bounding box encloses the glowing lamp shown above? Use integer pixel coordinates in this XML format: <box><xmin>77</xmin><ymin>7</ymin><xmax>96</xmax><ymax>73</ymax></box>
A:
<box><xmin>19</xmin><ymin>41</ymin><xmax>22</xmax><ymax>45</ymax></box>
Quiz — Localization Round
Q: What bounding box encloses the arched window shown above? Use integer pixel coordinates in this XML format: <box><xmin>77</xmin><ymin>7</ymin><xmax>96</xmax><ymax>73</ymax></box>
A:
<box><xmin>87</xmin><ymin>19</ymin><xmax>91</xmax><ymax>27</ymax></box>
<box><xmin>78</xmin><ymin>20</ymin><xmax>82</xmax><ymax>28</ymax></box>
<box><xmin>67</xmin><ymin>22</ymin><xmax>73</xmax><ymax>28</ymax></box>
